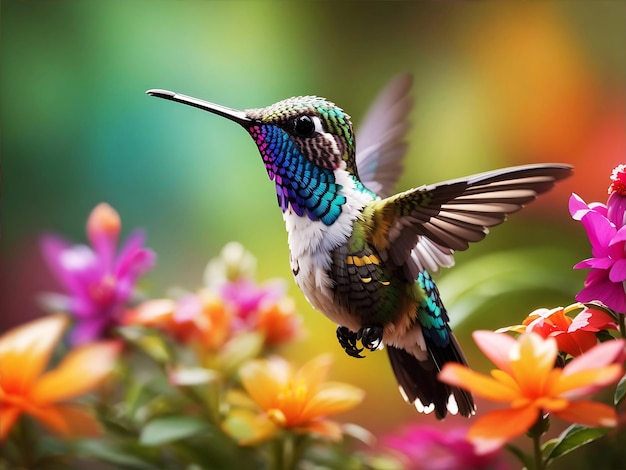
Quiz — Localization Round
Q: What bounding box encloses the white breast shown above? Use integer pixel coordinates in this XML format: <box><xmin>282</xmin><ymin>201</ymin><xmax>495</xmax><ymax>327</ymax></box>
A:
<box><xmin>282</xmin><ymin>166</ymin><xmax>374</xmax><ymax>329</ymax></box>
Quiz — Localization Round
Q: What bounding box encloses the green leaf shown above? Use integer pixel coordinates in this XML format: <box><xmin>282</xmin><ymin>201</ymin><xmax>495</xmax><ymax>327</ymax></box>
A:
<box><xmin>169</xmin><ymin>366</ymin><xmax>221</xmax><ymax>386</ymax></box>
<box><xmin>541</xmin><ymin>438</ymin><xmax>558</xmax><ymax>458</ymax></box>
<box><xmin>596</xmin><ymin>329</ymin><xmax>618</xmax><ymax>343</ymax></box>
<box><xmin>505</xmin><ymin>443</ymin><xmax>535</xmax><ymax>470</ymax></box>
<box><xmin>219</xmin><ymin>332</ymin><xmax>264</xmax><ymax>374</ymax></box>
<box><xmin>436</xmin><ymin>248</ymin><xmax>576</xmax><ymax>329</ymax></box>
<box><xmin>139</xmin><ymin>415</ymin><xmax>211</xmax><ymax>446</ymax></box>
<box><xmin>614</xmin><ymin>373</ymin><xmax>626</xmax><ymax>407</ymax></box>
<box><xmin>341</xmin><ymin>423</ymin><xmax>376</xmax><ymax>446</ymax></box>
<box><xmin>545</xmin><ymin>424</ymin><xmax>611</xmax><ymax>461</ymax></box>
<box><xmin>75</xmin><ymin>440</ymin><xmax>160</xmax><ymax>469</ymax></box>
<box><xmin>118</xmin><ymin>326</ymin><xmax>173</xmax><ymax>364</ymax></box>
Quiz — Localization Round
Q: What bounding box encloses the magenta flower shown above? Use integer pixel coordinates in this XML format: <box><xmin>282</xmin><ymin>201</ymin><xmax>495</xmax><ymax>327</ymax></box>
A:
<box><xmin>385</xmin><ymin>425</ymin><xmax>507</xmax><ymax>470</ymax></box>
<box><xmin>220</xmin><ymin>277</ymin><xmax>286</xmax><ymax>330</ymax></box>
<box><xmin>41</xmin><ymin>203</ymin><xmax>156</xmax><ymax>344</ymax></box>
<box><xmin>570</xmin><ymin>165</ymin><xmax>626</xmax><ymax>313</ymax></box>
<box><xmin>203</xmin><ymin>241</ymin><xmax>288</xmax><ymax>331</ymax></box>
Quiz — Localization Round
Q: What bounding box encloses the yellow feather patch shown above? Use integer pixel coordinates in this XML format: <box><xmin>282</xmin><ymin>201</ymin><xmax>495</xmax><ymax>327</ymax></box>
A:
<box><xmin>366</xmin><ymin>254</ymin><xmax>380</xmax><ymax>265</ymax></box>
<box><xmin>346</xmin><ymin>254</ymin><xmax>381</xmax><ymax>267</ymax></box>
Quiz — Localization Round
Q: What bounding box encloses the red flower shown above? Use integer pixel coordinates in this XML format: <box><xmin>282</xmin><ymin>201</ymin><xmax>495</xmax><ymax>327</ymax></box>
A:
<box><xmin>498</xmin><ymin>303</ymin><xmax>616</xmax><ymax>356</ymax></box>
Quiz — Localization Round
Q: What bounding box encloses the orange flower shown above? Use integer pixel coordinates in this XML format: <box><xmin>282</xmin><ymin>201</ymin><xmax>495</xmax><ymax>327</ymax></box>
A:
<box><xmin>223</xmin><ymin>355</ymin><xmax>364</xmax><ymax>444</ymax></box>
<box><xmin>497</xmin><ymin>303</ymin><xmax>617</xmax><ymax>357</ymax></box>
<box><xmin>255</xmin><ymin>298</ymin><xmax>302</xmax><ymax>346</ymax></box>
<box><xmin>439</xmin><ymin>331</ymin><xmax>624</xmax><ymax>452</ymax></box>
<box><xmin>0</xmin><ymin>314</ymin><xmax>120</xmax><ymax>440</ymax></box>
<box><xmin>124</xmin><ymin>291</ymin><xmax>231</xmax><ymax>350</ymax></box>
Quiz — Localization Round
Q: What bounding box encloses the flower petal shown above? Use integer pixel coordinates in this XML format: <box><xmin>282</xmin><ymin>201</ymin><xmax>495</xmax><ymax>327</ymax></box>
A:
<box><xmin>0</xmin><ymin>405</ymin><xmax>22</xmax><ymax>441</ymax></box>
<box><xmin>295</xmin><ymin>354</ymin><xmax>333</xmax><ymax>393</ymax></box>
<box><xmin>576</xmin><ymin>270</ymin><xmax>626</xmax><ymax>313</ymax></box>
<box><xmin>472</xmin><ymin>330</ymin><xmax>517</xmax><ymax>373</ymax></box>
<box><xmin>50</xmin><ymin>404</ymin><xmax>102</xmax><ymax>437</ymax></box>
<box><xmin>553</xmin><ymin>401</ymin><xmax>617</xmax><ymax>428</ymax></box>
<box><xmin>569</xmin><ymin>308</ymin><xmax>617</xmax><ymax>333</ymax></box>
<box><xmin>26</xmin><ymin>403</ymin><xmax>101</xmax><ymax>437</ymax></box>
<box><xmin>577</xmin><ymin>210</ymin><xmax>616</xmax><ymax>259</ymax></box>
<box><xmin>609</xmin><ymin>258</ymin><xmax>626</xmax><ymax>283</ymax></box>
<box><xmin>31</xmin><ymin>340</ymin><xmax>121</xmax><ymax>403</ymax></box>
<box><xmin>70</xmin><ymin>316</ymin><xmax>116</xmax><ymax>346</ymax></box>
<box><xmin>115</xmin><ymin>230</ymin><xmax>156</xmax><ymax>280</ymax></box>
<box><xmin>300</xmin><ymin>419</ymin><xmax>343</xmax><ymax>441</ymax></box>
<box><xmin>439</xmin><ymin>364</ymin><xmax>519</xmax><ymax>402</ymax></box>
<box><xmin>468</xmin><ymin>405</ymin><xmax>539</xmax><ymax>443</ymax></box>
<box><xmin>608</xmin><ymin>188</ymin><xmax>626</xmax><ymax>227</ymax></box>
<box><xmin>300</xmin><ymin>382</ymin><xmax>364</xmax><ymax>422</ymax></box>
<box><xmin>0</xmin><ymin>314</ymin><xmax>68</xmax><ymax>395</ymax></box>
<box><xmin>569</xmin><ymin>193</ymin><xmax>593</xmax><ymax>220</ymax></box>
<box><xmin>124</xmin><ymin>299</ymin><xmax>176</xmax><ymax>326</ymax></box>
<box><xmin>40</xmin><ymin>235</ymin><xmax>89</xmax><ymax>295</ymax></box>
<box><xmin>555</xmin><ymin>330</ymin><xmax>597</xmax><ymax>357</ymax></box>
<box><xmin>222</xmin><ymin>408</ymin><xmax>277</xmax><ymax>445</ymax></box>
<box><xmin>509</xmin><ymin>334</ymin><xmax>557</xmax><ymax>397</ymax></box>
<box><xmin>563</xmin><ymin>339</ymin><xmax>625</xmax><ymax>375</ymax></box>
<box><xmin>554</xmin><ymin>364</ymin><xmax>623</xmax><ymax>398</ymax></box>
<box><xmin>239</xmin><ymin>357</ymin><xmax>290</xmax><ymax>410</ymax></box>
<box><xmin>87</xmin><ymin>203</ymin><xmax>120</xmax><ymax>268</ymax></box>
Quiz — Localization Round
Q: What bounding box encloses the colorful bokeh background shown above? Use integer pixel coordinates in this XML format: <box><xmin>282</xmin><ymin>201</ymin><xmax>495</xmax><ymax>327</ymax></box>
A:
<box><xmin>2</xmin><ymin>1</ymin><xmax>625</xmax><ymax>466</ymax></box>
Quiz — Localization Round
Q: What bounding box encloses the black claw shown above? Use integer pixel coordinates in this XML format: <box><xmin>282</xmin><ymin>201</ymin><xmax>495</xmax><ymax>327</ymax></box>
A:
<box><xmin>360</xmin><ymin>325</ymin><xmax>384</xmax><ymax>351</ymax></box>
<box><xmin>336</xmin><ymin>325</ymin><xmax>384</xmax><ymax>358</ymax></box>
<box><xmin>336</xmin><ymin>326</ymin><xmax>365</xmax><ymax>358</ymax></box>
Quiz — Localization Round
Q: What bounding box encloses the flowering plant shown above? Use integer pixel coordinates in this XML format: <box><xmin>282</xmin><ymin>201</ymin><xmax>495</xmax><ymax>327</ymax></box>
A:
<box><xmin>1</xmin><ymin>205</ymin><xmax>396</xmax><ymax>469</ymax></box>
<box><xmin>428</xmin><ymin>164</ymin><xmax>626</xmax><ymax>470</ymax></box>
<box><xmin>3</xmin><ymin>164</ymin><xmax>626</xmax><ymax>469</ymax></box>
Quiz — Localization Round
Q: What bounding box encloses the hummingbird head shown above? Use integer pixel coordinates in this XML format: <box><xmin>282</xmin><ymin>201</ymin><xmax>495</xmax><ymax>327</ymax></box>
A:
<box><xmin>244</xmin><ymin>96</ymin><xmax>356</xmax><ymax>173</ymax></box>
<box><xmin>148</xmin><ymin>90</ymin><xmax>360</xmax><ymax>225</ymax></box>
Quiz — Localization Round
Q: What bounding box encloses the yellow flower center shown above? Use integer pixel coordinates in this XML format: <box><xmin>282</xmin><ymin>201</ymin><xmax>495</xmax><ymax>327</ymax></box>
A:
<box><xmin>267</xmin><ymin>408</ymin><xmax>287</xmax><ymax>426</ymax></box>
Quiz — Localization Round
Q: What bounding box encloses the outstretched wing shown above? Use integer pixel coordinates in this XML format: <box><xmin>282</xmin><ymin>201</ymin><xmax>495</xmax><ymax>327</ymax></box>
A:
<box><xmin>365</xmin><ymin>164</ymin><xmax>573</xmax><ymax>279</ymax></box>
<box><xmin>355</xmin><ymin>74</ymin><xmax>413</xmax><ymax>198</ymax></box>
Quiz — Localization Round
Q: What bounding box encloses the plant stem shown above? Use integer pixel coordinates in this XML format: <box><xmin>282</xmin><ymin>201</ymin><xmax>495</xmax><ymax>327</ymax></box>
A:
<box><xmin>533</xmin><ymin>431</ymin><xmax>544</xmax><ymax>470</ymax></box>
<box><xmin>527</xmin><ymin>412</ymin><xmax>549</xmax><ymax>470</ymax></box>
<box><xmin>273</xmin><ymin>432</ymin><xmax>300</xmax><ymax>470</ymax></box>
<box><xmin>15</xmin><ymin>416</ymin><xmax>36</xmax><ymax>468</ymax></box>
<box><xmin>619</xmin><ymin>313</ymin><xmax>626</xmax><ymax>339</ymax></box>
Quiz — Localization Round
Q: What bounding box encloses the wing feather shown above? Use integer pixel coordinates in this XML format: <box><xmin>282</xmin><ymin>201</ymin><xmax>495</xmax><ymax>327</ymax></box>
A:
<box><xmin>369</xmin><ymin>164</ymin><xmax>573</xmax><ymax>277</ymax></box>
<box><xmin>355</xmin><ymin>74</ymin><xmax>413</xmax><ymax>197</ymax></box>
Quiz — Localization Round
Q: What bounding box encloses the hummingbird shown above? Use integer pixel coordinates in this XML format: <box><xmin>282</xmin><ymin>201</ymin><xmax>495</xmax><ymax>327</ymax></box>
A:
<box><xmin>147</xmin><ymin>75</ymin><xmax>572</xmax><ymax>419</ymax></box>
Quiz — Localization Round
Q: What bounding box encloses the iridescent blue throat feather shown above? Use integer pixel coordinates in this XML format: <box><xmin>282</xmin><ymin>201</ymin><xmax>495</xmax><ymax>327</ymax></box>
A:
<box><xmin>249</xmin><ymin>124</ymin><xmax>346</xmax><ymax>225</ymax></box>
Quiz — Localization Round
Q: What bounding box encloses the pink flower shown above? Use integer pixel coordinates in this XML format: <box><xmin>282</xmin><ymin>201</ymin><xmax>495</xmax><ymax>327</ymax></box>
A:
<box><xmin>570</xmin><ymin>165</ymin><xmax>626</xmax><ymax>313</ymax></box>
<box><xmin>219</xmin><ymin>277</ymin><xmax>286</xmax><ymax>330</ymax></box>
<box><xmin>203</xmin><ymin>242</ymin><xmax>302</xmax><ymax>345</ymax></box>
<box><xmin>385</xmin><ymin>425</ymin><xmax>507</xmax><ymax>470</ymax></box>
<box><xmin>41</xmin><ymin>204</ymin><xmax>155</xmax><ymax>344</ymax></box>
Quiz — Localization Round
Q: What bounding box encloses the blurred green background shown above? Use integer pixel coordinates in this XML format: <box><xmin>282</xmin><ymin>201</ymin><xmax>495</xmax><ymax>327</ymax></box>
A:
<box><xmin>2</xmin><ymin>0</ymin><xmax>625</xmax><ymax>463</ymax></box>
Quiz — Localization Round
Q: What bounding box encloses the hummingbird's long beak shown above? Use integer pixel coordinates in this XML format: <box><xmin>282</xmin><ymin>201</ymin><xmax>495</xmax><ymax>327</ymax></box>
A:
<box><xmin>146</xmin><ymin>89</ymin><xmax>252</xmax><ymax>128</ymax></box>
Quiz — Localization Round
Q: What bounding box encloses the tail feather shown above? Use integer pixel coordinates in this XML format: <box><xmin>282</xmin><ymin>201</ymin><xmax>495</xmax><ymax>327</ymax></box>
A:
<box><xmin>387</xmin><ymin>334</ymin><xmax>475</xmax><ymax>419</ymax></box>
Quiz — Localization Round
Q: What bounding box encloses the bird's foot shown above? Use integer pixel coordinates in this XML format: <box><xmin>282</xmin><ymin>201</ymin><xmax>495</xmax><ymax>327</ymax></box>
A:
<box><xmin>359</xmin><ymin>325</ymin><xmax>384</xmax><ymax>351</ymax></box>
<box><xmin>337</xmin><ymin>326</ymin><xmax>364</xmax><ymax>358</ymax></box>
<box><xmin>336</xmin><ymin>324</ymin><xmax>384</xmax><ymax>358</ymax></box>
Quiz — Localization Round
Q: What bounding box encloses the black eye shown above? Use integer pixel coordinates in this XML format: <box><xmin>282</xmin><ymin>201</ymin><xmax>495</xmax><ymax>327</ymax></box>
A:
<box><xmin>293</xmin><ymin>115</ymin><xmax>316</xmax><ymax>138</ymax></box>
